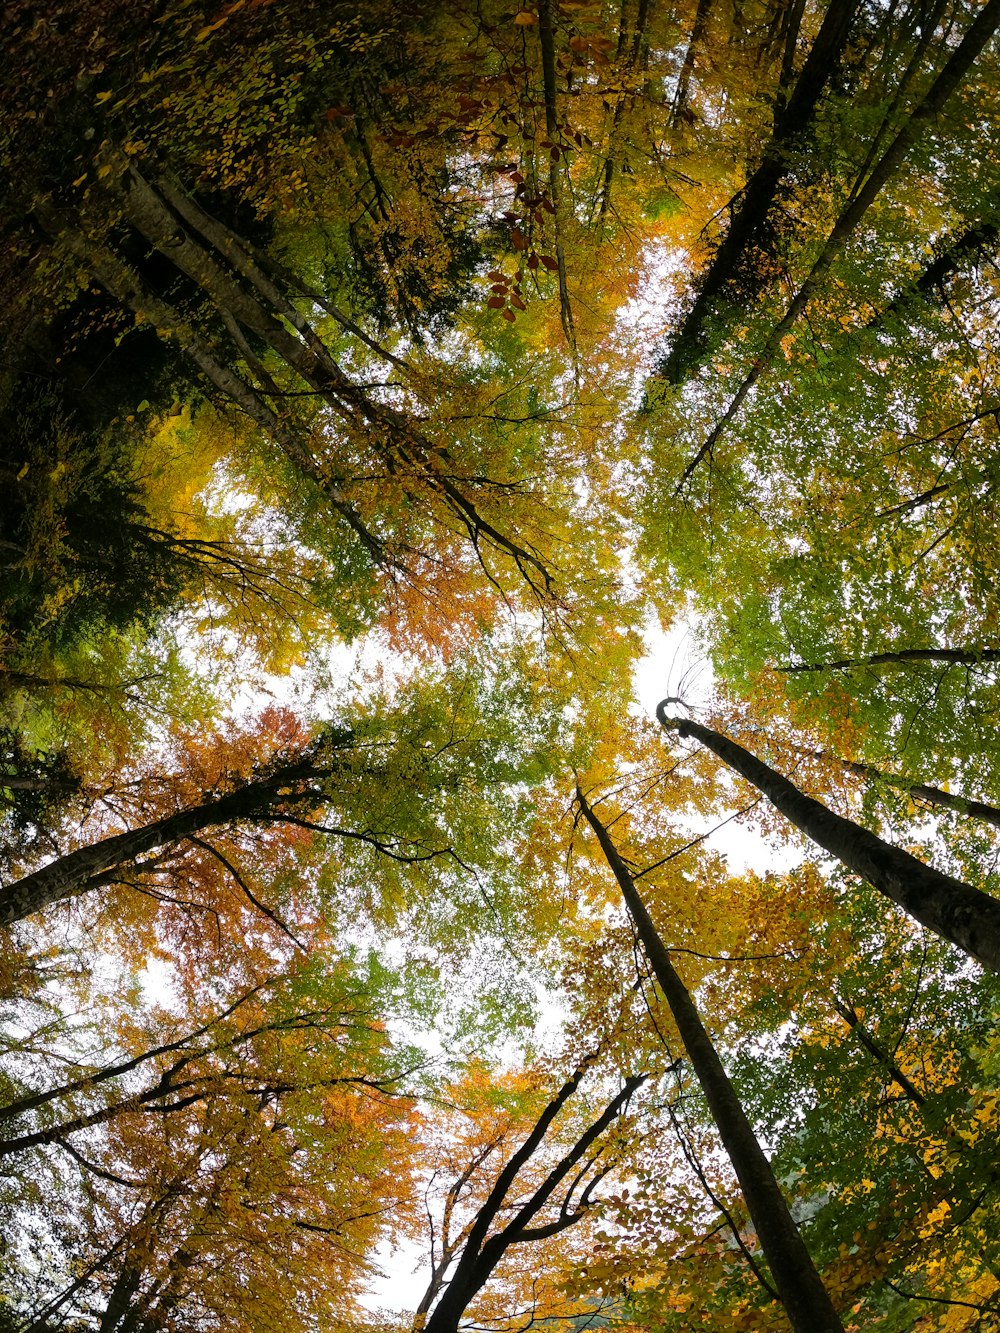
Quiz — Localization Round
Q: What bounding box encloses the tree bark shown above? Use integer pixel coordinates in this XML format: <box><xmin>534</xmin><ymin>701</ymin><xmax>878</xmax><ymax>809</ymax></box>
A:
<box><xmin>576</xmin><ymin>787</ymin><xmax>844</xmax><ymax>1333</ymax></box>
<box><xmin>0</xmin><ymin>756</ymin><xmax>328</xmax><ymax>925</ymax></box>
<box><xmin>658</xmin><ymin>0</ymin><xmax>863</xmax><ymax>383</ymax></box>
<box><xmin>658</xmin><ymin>708</ymin><xmax>1000</xmax><ymax>972</ymax></box>
<box><xmin>779</xmin><ymin>646</ymin><xmax>1000</xmax><ymax>672</ymax></box>
<box><xmin>422</xmin><ymin>1064</ymin><xmax>646</xmax><ymax>1333</ymax></box>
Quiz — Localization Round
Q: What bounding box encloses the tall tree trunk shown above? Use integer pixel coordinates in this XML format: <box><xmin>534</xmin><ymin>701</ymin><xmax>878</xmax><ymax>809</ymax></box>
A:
<box><xmin>779</xmin><ymin>646</ymin><xmax>1000</xmax><ymax>672</ymax></box>
<box><xmin>422</xmin><ymin>1063</ymin><xmax>647</xmax><ymax>1333</ymax></box>
<box><xmin>658</xmin><ymin>0</ymin><xmax>863</xmax><ymax>383</ymax></box>
<box><xmin>777</xmin><ymin>738</ymin><xmax>1000</xmax><ymax>830</ymax></box>
<box><xmin>0</xmin><ymin>758</ymin><xmax>327</xmax><ymax>925</ymax></box>
<box><xmin>676</xmin><ymin>0</ymin><xmax>1000</xmax><ymax>484</ymax></box>
<box><xmin>657</xmin><ymin>708</ymin><xmax>1000</xmax><ymax>971</ymax></box>
<box><xmin>576</xmin><ymin>787</ymin><xmax>845</xmax><ymax>1333</ymax></box>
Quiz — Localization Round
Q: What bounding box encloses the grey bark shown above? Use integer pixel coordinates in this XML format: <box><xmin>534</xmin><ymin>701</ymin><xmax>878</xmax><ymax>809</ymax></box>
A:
<box><xmin>658</xmin><ymin>708</ymin><xmax>1000</xmax><ymax>972</ymax></box>
<box><xmin>576</xmin><ymin>786</ymin><xmax>844</xmax><ymax>1333</ymax></box>
<box><xmin>0</xmin><ymin>755</ymin><xmax>331</xmax><ymax>925</ymax></box>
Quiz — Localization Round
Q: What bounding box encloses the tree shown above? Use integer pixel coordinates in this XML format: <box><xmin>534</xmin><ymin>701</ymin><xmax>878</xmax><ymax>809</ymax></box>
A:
<box><xmin>575</xmin><ymin>786</ymin><xmax>844</xmax><ymax>1333</ymax></box>
<box><xmin>657</xmin><ymin>708</ymin><xmax>1000</xmax><ymax>971</ymax></box>
<box><xmin>0</xmin><ymin>718</ymin><xmax>354</xmax><ymax>925</ymax></box>
<box><xmin>412</xmin><ymin>1055</ymin><xmax>648</xmax><ymax>1333</ymax></box>
<box><xmin>4</xmin><ymin>1</ymin><xmax>1000</xmax><ymax>1330</ymax></box>
<box><xmin>0</xmin><ymin>950</ymin><xmax>421</xmax><ymax>1333</ymax></box>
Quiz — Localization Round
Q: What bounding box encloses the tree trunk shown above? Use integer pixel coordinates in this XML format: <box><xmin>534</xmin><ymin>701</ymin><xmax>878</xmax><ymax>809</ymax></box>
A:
<box><xmin>831</xmin><ymin>999</ymin><xmax>926</xmax><ymax>1105</ymax></box>
<box><xmin>0</xmin><ymin>759</ymin><xmax>326</xmax><ymax>925</ymax></box>
<box><xmin>865</xmin><ymin>220</ymin><xmax>999</xmax><ymax>329</ymax></box>
<box><xmin>658</xmin><ymin>708</ymin><xmax>1000</xmax><ymax>971</ymax></box>
<box><xmin>781</xmin><ymin>740</ymin><xmax>1000</xmax><ymax>830</ymax></box>
<box><xmin>658</xmin><ymin>0</ymin><xmax>863</xmax><ymax>382</ymax></box>
<box><xmin>576</xmin><ymin>787</ymin><xmax>844</xmax><ymax>1333</ymax></box>
<box><xmin>422</xmin><ymin>1063</ymin><xmax>646</xmax><ymax>1333</ymax></box>
<box><xmin>779</xmin><ymin>646</ymin><xmax>1000</xmax><ymax>672</ymax></box>
<box><xmin>676</xmin><ymin>0</ymin><xmax>1000</xmax><ymax>483</ymax></box>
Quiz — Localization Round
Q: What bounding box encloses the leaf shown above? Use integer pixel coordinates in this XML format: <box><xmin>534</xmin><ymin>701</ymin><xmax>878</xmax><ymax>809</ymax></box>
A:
<box><xmin>514</xmin><ymin>10</ymin><xmax>538</xmax><ymax>23</ymax></box>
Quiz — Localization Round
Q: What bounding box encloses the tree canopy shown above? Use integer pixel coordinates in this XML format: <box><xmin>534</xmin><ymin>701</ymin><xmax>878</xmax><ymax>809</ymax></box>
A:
<box><xmin>3</xmin><ymin>0</ymin><xmax>1000</xmax><ymax>1329</ymax></box>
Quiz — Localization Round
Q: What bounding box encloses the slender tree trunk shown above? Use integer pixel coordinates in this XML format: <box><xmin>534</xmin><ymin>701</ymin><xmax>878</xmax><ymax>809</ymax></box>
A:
<box><xmin>538</xmin><ymin>0</ymin><xmax>579</xmax><ymax>362</ymax></box>
<box><xmin>779</xmin><ymin>646</ymin><xmax>1000</xmax><ymax>672</ymax></box>
<box><xmin>422</xmin><ymin>1063</ymin><xmax>646</xmax><ymax>1333</ymax></box>
<box><xmin>676</xmin><ymin>0</ymin><xmax>1000</xmax><ymax>483</ymax></box>
<box><xmin>831</xmin><ymin>1000</ymin><xmax>926</xmax><ymax>1104</ymax></box>
<box><xmin>659</xmin><ymin>0</ymin><xmax>863</xmax><ymax>382</ymax></box>
<box><xmin>864</xmin><ymin>222</ymin><xmax>998</xmax><ymax>330</ymax></box>
<box><xmin>576</xmin><ymin>788</ymin><xmax>844</xmax><ymax>1333</ymax></box>
<box><xmin>0</xmin><ymin>760</ymin><xmax>325</xmax><ymax>925</ymax></box>
<box><xmin>670</xmin><ymin>0</ymin><xmax>714</xmax><ymax>127</ymax></box>
<box><xmin>657</xmin><ymin>708</ymin><xmax>1000</xmax><ymax>971</ymax></box>
<box><xmin>780</xmin><ymin>739</ymin><xmax>1000</xmax><ymax>830</ymax></box>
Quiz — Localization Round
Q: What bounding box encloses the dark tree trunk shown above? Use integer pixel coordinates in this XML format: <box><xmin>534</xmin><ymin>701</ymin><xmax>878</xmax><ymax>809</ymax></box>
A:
<box><xmin>866</xmin><ymin>220</ymin><xmax>999</xmax><ymax>329</ymax></box>
<box><xmin>0</xmin><ymin>758</ymin><xmax>327</xmax><ymax>925</ymax></box>
<box><xmin>576</xmin><ymin>787</ymin><xmax>844</xmax><ymax>1333</ymax></box>
<box><xmin>658</xmin><ymin>0</ymin><xmax>863</xmax><ymax>383</ymax></box>
<box><xmin>676</xmin><ymin>0</ymin><xmax>1000</xmax><ymax>485</ymax></box>
<box><xmin>783</xmin><ymin>740</ymin><xmax>1000</xmax><ymax>830</ymax></box>
<box><xmin>779</xmin><ymin>646</ymin><xmax>1000</xmax><ymax>672</ymax></box>
<box><xmin>831</xmin><ymin>1000</ymin><xmax>926</xmax><ymax>1105</ymax></box>
<box><xmin>422</xmin><ymin>1062</ymin><xmax>646</xmax><ymax>1333</ymax></box>
<box><xmin>658</xmin><ymin>709</ymin><xmax>1000</xmax><ymax>972</ymax></box>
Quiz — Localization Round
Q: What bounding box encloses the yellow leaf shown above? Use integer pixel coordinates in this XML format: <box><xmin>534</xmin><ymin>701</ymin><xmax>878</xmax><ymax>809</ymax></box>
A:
<box><xmin>95</xmin><ymin>90</ymin><xmax>112</xmax><ymax>103</ymax></box>
<box><xmin>514</xmin><ymin>9</ymin><xmax>538</xmax><ymax>22</ymax></box>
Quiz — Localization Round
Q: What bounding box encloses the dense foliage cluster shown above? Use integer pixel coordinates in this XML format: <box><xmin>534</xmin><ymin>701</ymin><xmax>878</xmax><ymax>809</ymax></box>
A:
<box><xmin>3</xmin><ymin>0</ymin><xmax>1000</xmax><ymax>1329</ymax></box>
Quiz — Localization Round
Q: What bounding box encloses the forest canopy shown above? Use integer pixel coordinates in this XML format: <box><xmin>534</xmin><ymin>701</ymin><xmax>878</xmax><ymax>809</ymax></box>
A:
<box><xmin>2</xmin><ymin>0</ymin><xmax>1000</xmax><ymax>1329</ymax></box>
